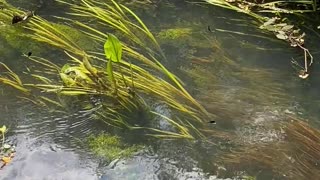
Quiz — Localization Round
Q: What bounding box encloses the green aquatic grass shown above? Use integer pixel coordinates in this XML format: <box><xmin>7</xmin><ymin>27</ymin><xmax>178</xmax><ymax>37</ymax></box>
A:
<box><xmin>0</xmin><ymin>0</ymin><xmax>210</xmax><ymax>139</ymax></box>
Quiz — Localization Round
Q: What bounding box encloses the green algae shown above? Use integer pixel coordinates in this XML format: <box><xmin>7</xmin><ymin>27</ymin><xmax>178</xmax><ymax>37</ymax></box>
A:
<box><xmin>88</xmin><ymin>133</ymin><xmax>143</xmax><ymax>161</ymax></box>
<box><xmin>157</xmin><ymin>28</ymin><xmax>193</xmax><ymax>40</ymax></box>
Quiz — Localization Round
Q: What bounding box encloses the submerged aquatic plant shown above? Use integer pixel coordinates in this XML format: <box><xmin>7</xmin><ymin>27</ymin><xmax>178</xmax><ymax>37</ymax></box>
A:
<box><xmin>88</xmin><ymin>133</ymin><xmax>143</xmax><ymax>161</ymax></box>
<box><xmin>0</xmin><ymin>0</ymin><xmax>209</xmax><ymax>139</ymax></box>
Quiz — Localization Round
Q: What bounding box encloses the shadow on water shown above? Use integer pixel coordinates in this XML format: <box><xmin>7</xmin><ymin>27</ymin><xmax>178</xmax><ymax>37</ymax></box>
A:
<box><xmin>1</xmin><ymin>0</ymin><xmax>320</xmax><ymax>179</ymax></box>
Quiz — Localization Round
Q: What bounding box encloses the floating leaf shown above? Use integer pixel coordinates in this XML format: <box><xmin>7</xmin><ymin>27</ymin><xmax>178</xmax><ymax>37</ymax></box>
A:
<box><xmin>276</xmin><ymin>33</ymin><xmax>287</xmax><ymax>40</ymax></box>
<box><xmin>104</xmin><ymin>34</ymin><xmax>122</xmax><ymax>63</ymax></box>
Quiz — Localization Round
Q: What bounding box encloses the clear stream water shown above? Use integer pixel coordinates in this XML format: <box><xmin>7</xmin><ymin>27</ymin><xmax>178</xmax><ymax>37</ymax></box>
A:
<box><xmin>1</xmin><ymin>0</ymin><xmax>320</xmax><ymax>179</ymax></box>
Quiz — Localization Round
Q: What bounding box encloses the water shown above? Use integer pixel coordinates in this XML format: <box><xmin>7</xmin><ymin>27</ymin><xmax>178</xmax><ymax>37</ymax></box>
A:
<box><xmin>1</xmin><ymin>0</ymin><xmax>320</xmax><ymax>179</ymax></box>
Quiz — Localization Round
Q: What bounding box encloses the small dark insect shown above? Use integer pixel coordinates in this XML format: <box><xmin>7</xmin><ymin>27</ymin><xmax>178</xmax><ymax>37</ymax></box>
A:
<box><xmin>27</xmin><ymin>52</ymin><xmax>32</xmax><ymax>57</ymax></box>
<box><xmin>12</xmin><ymin>15</ymin><xmax>23</xmax><ymax>24</ymax></box>
<box><xmin>208</xmin><ymin>120</ymin><xmax>216</xmax><ymax>124</ymax></box>
<box><xmin>12</xmin><ymin>11</ymin><xmax>34</xmax><ymax>24</ymax></box>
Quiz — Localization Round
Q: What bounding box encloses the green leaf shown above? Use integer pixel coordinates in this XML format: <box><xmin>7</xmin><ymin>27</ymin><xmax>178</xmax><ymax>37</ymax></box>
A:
<box><xmin>104</xmin><ymin>34</ymin><xmax>122</xmax><ymax>63</ymax></box>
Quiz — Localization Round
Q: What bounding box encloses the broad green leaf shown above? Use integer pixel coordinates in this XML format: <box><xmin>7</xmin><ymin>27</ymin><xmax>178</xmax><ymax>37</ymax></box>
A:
<box><xmin>104</xmin><ymin>34</ymin><xmax>122</xmax><ymax>63</ymax></box>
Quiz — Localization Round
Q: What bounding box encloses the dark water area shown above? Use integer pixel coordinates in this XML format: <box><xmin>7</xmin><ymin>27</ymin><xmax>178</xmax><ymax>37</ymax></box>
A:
<box><xmin>1</xmin><ymin>0</ymin><xmax>320</xmax><ymax>179</ymax></box>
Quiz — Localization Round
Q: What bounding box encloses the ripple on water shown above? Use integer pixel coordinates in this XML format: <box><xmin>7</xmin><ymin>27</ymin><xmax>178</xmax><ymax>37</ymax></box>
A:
<box><xmin>13</xmin><ymin>104</ymin><xmax>103</xmax><ymax>150</ymax></box>
<box><xmin>100</xmin><ymin>153</ymin><xmax>221</xmax><ymax>180</ymax></box>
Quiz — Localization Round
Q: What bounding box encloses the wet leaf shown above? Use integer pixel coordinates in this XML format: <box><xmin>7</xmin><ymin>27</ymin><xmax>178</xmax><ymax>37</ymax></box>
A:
<box><xmin>276</xmin><ymin>33</ymin><xmax>287</xmax><ymax>40</ymax></box>
<box><xmin>281</xmin><ymin>25</ymin><xmax>294</xmax><ymax>31</ymax></box>
<box><xmin>104</xmin><ymin>34</ymin><xmax>122</xmax><ymax>63</ymax></box>
<box><xmin>263</xmin><ymin>18</ymin><xmax>276</xmax><ymax>26</ymax></box>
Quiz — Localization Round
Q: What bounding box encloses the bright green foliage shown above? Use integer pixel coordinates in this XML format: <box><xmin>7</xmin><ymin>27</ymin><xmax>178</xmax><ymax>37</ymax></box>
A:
<box><xmin>105</xmin><ymin>34</ymin><xmax>123</xmax><ymax>92</ymax></box>
<box><xmin>104</xmin><ymin>34</ymin><xmax>122</xmax><ymax>63</ymax></box>
<box><xmin>88</xmin><ymin>133</ymin><xmax>142</xmax><ymax>160</ymax></box>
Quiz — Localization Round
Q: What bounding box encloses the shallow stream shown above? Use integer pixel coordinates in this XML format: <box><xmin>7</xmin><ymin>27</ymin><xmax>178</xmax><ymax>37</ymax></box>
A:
<box><xmin>1</xmin><ymin>0</ymin><xmax>320</xmax><ymax>179</ymax></box>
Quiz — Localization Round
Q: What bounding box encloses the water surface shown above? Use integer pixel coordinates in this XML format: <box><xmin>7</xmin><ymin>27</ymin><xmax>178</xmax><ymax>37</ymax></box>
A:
<box><xmin>1</xmin><ymin>0</ymin><xmax>320</xmax><ymax>179</ymax></box>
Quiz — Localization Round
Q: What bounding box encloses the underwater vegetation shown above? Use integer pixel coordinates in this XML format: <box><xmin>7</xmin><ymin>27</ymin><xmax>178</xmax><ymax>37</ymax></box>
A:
<box><xmin>87</xmin><ymin>133</ymin><xmax>143</xmax><ymax>161</ymax></box>
<box><xmin>0</xmin><ymin>0</ymin><xmax>209</xmax><ymax>140</ymax></box>
<box><xmin>1</xmin><ymin>0</ymin><xmax>320</xmax><ymax>179</ymax></box>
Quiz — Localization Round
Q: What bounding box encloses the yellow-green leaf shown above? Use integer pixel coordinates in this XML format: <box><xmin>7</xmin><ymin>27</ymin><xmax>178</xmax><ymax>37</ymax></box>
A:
<box><xmin>104</xmin><ymin>34</ymin><xmax>122</xmax><ymax>63</ymax></box>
